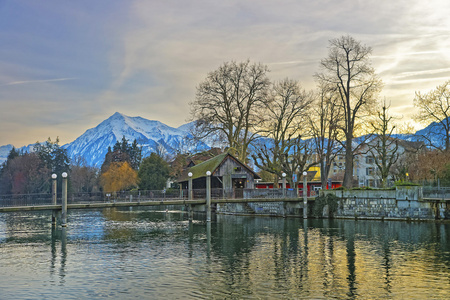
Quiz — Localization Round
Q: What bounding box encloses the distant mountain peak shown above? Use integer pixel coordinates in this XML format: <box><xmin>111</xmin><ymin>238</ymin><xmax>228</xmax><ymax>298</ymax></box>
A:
<box><xmin>60</xmin><ymin>112</ymin><xmax>210</xmax><ymax>167</ymax></box>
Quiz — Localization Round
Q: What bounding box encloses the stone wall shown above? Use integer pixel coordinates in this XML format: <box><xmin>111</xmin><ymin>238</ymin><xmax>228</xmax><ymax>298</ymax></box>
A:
<box><xmin>217</xmin><ymin>201</ymin><xmax>302</xmax><ymax>217</ymax></box>
<box><xmin>322</xmin><ymin>186</ymin><xmax>449</xmax><ymax>221</ymax></box>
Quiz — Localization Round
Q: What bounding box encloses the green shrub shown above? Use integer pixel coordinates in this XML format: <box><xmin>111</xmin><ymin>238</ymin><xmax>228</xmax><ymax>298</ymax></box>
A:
<box><xmin>394</xmin><ymin>181</ymin><xmax>420</xmax><ymax>186</ymax></box>
<box><xmin>352</xmin><ymin>187</ymin><xmax>375</xmax><ymax>190</ymax></box>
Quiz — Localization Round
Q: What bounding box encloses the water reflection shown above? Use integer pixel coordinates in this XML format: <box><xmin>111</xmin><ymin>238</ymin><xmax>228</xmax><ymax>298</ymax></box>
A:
<box><xmin>0</xmin><ymin>209</ymin><xmax>449</xmax><ymax>299</ymax></box>
<box><xmin>50</xmin><ymin>226</ymin><xmax>67</xmax><ymax>285</ymax></box>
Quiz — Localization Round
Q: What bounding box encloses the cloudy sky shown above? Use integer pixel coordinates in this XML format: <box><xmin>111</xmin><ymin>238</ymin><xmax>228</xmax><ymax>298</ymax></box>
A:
<box><xmin>1</xmin><ymin>0</ymin><xmax>450</xmax><ymax>147</ymax></box>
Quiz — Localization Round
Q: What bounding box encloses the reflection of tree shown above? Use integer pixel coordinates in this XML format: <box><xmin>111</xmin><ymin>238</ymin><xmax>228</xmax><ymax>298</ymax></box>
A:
<box><xmin>381</xmin><ymin>241</ymin><xmax>392</xmax><ymax>293</ymax></box>
<box><xmin>210</xmin><ymin>216</ymin><xmax>261</xmax><ymax>294</ymax></box>
<box><xmin>2</xmin><ymin>210</ymin><xmax>450</xmax><ymax>298</ymax></box>
<box><xmin>346</xmin><ymin>232</ymin><xmax>357</xmax><ymax>298</ymax></box>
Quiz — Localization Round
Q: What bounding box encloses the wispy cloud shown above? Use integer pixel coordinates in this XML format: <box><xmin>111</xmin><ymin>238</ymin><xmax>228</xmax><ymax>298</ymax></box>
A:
<box><xmin>392</xmin><ymin>68</ymin><xmax>450</xmax><ymax>79</ymax></box>
<box><xmin>1</xmin><ymin>78</ymin><xmax>77</xmax><ymax>87</ymax></box>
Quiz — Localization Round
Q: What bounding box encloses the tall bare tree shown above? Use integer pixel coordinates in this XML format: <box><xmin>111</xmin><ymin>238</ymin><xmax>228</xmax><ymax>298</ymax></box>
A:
<box><xmin>252</xmin><ymin>79</ymin><xmax>314</xmax><ymax>185</ymax></box>
<box><xmin>414</xmin><ymin>80</ymin><xmax>450</xmax><ymax>152</ymax></box>
<box><xmin>315</xmin><ymin>35</ymin><xmax>382</xmax><ymax>188</ymax></box>
<box><xmin>190</xmin><ymin>60</ymin><xmax>270</xmax><ymax>162</ymax></box>
<box><xmin>309</xmin><ymin>83</ymin><xmax>342</xmax><ymax>189</ymax></box>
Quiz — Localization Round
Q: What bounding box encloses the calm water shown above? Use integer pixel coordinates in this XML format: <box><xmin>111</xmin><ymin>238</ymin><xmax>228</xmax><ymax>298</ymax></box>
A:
<box><xmin>0</xmin><ymin>208</ymin><xmax>449</xmax><ymax>299</ymax></box>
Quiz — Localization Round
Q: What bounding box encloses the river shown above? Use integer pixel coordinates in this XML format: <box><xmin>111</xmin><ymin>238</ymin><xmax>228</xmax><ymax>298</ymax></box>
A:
<box><xmin>0</xmin><ymin>208</ymin><xmax>449</xmax><ymax>299</ymax></box>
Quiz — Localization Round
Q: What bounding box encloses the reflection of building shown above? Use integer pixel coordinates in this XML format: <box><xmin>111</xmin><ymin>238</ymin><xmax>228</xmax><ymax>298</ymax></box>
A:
<box><xmin>178</xmin><ymin>152</ymin><xmax>261</xmax><ymax>197</ymax></box>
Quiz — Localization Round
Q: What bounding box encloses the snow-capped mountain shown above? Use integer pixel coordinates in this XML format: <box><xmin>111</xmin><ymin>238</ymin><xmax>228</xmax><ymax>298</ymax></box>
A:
<box><xmin>413</xmin><ymin>117</ymin><xmax>450</xmax><ymax>149</ymax></box>
<box><xmin>0</xmin><ymin>144</ymin><xmax>14</xmax><ymax>164</ymax></box>
<box><xmin>0</xmin><ymin>113</ymin><xmax>447</xmax><ymax>167</ymax></box>
<box><xmin>62</xmin><ymin>112</ymin><xmax>210</xmax><ymax>167</ymax></box>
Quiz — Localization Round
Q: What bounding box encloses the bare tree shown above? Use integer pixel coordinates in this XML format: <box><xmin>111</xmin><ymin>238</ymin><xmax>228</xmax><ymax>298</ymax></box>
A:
<box><xmin>190</xmin><ymin>60</ymin><xmax>270</xmax><ymax>162</ymax></box>
<box><xmin>365</xmin><ymin>102</ymin><xmax>400</xmax><ymax>187</ymax></box>
<box><xmin>252</xmin><ymin>79</ymin><xmax>314</xmax><ymax>185</ymax></box>
<box><xmin>414</xmin><ymin>80</ymin><xmax>450</xmax><ymax>152</ymax></box>
<box><xmin>315</xmin><ymin>35</ymin><xmax>382</xmax><ymax>188</ymax></box>
<box><xmin>309</xmin><ymin>83</ymin><xmax>343</xmax><ymax>189</ymax></box>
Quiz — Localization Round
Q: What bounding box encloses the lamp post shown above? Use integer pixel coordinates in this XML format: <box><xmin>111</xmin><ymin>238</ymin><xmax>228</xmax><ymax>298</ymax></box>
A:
<box><xmin>61</xmin><ymin>172</ymin><xmax>68</xmax><ymax>227</ymax></box>
<box><xmin>188</xmin><ymin>172</ymin><xmax>193</xmax><ymax>200</ymax></box>
<box><xmin>188</xmin><ymin>172</ymin><xmax>193</xmax><ymax>220</ymax></box>
<box><xmin>303</xmin><ymin>171</ymin><xmax>308</xmax><ymax>219</ymax></box>
<box><xmin>206</xmin><ymin>171</ymin><xmax>211</xmax><ymax>222</ymax></box>
<box><xmin>282</xmin><ymin>172</ymin><xmax>287</xmax><ymax>198</ymax></box>
<box><xmin>51</xmin><ymin>174</ymin><xmax>57</xmax><ymax>226</ymax></box>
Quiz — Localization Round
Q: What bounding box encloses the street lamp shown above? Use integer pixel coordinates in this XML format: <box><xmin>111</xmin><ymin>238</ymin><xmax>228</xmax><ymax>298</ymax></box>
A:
<box><xmin>61</xmin><ymin>172</ymin><xmax>68</xmax><ymax>227</ymax></box>
<box><xmin>51</xmin><ymin>174</ymin><xmax>57</xmax><ymax>226</ymax></box>
<box><xmin>303</xmin><ymin>171</ymin><xmax>308</xmax><ymax>219</ymax></box>
<box><xmin>282</xmin><ymin>172</ymin><xmax>287</xmax><ymax>197</ymax></box>
<box><xmin>206</xmin><ymin>171</ymin><xmax>211</xmax><ymax>222</ymax></box>
<box><xmin>188</xmin><ymin>172</ymin><xmax>193</xmax><ymax>201</ymax></box>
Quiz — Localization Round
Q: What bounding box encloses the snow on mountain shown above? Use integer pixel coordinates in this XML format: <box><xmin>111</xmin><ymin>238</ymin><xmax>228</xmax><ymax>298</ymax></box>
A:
<box><xmin>413</xmin><ymin>117</ymin><xmax>450</xmax><ymax>149</ymax></box>
<box><xmin>0</xmin><ymin>143</ymin><xmax>37</xmax><ymax>165</ymax></box>
<box><xmin>62</xmin><ymin>112</ymin><xmax>210</xmax><ymax>167</ymax></box>
<box><xmin>0</xmin><ymin>144</ymin><xmax>13</xmax><ymax>165</ymax></box>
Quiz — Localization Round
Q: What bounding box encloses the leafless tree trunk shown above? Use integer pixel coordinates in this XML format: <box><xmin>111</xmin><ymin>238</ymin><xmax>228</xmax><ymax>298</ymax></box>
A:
<box><xmin>315</xmin><ymin>36</ymin><xmax>382</xmax><ymax>188</ymax></box>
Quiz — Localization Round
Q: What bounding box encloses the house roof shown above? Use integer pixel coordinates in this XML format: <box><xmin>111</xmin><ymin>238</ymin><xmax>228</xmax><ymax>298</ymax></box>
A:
<box><xmin>178</xmin><ymin>152</ymin><xmax>260</xmax><ymax>182</ymax></box>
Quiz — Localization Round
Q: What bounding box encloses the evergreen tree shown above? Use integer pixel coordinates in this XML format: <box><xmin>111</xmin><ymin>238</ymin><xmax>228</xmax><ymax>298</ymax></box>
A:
<box><xmin>138</xmin><ymin>153</ymin><xmax>169</xmax><ymax>190</ymax></box>
<box><xmin>101</xmin><ymin>136</ymin><xmax>142</xmax><ymax>173</ymax></box>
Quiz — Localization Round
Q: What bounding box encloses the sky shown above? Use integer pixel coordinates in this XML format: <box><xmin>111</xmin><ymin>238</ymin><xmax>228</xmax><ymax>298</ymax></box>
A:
<box><xmin>1</xmin><ymin>0</ymin><xmax>450</xmax><ymax>147</ymax></box>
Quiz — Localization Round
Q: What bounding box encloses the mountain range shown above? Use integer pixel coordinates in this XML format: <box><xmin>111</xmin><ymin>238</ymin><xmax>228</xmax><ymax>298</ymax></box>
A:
<box><xmin>0</xmin><ymin>112</ymin><xmax>447</xmax><ymax>167</ymax></box>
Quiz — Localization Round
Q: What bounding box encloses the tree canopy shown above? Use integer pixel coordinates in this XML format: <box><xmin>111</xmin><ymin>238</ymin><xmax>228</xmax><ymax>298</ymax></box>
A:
<box><xmin>252</xmin><ymin>78</ymin><xmax>315</xmax><ymax>186</ymax></box>
<box><xmin>138</xmin><ymin>153</ymin><xmax>169</xmax><ymax>190</ymax></box>
<box><xmin>100</xmin><ymin>161</ymin><xmax>137</xmax><ymax>192</ymax></box>
<box><xmin>414</xmin><ymin>80</ymin><xmax>450</xmax><ymax>151</ymax></box>
<box><xmin>101</xmin><ymin>136</ymin><xmax>142</xmax><ymax>173</ymax></box>
<box><xmin>0</xmin><ymin>137</ymin><xmax>69</xmax><ymax>194</ymax></box>
<box><xmin>190</xmin><ymin>60</ymin><xmax>270</xmax><ymax>161</ymax></box>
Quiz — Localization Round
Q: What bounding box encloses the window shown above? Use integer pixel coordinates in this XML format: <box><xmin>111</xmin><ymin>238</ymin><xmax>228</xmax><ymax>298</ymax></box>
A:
<box><xmin>366</xmin><ymin>156</ymin><xmax>374</xmax><ymax>164</ymax></box>
<box><xmin>366</xmin><ymin>167</ymin><xmax>374</xmax><ymax>176</ymax></box>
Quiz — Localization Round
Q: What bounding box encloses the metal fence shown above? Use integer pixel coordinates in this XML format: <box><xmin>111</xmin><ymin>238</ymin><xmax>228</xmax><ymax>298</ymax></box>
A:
<box><xmin>0</xmin><ymin>193</ymin><xmax>54</xmax><ymax>207</ymax></box>
<box><xmin>0</xmin><ymin>186</ymin><xmax>323</xmax><ymax>208</ymax></box>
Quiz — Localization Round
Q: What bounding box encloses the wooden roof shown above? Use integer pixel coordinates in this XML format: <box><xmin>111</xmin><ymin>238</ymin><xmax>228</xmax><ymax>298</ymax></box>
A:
<box><xmin>178</xmin><ymin>152</ymin><xmax>260</xmax><ymax>182</ymax></box>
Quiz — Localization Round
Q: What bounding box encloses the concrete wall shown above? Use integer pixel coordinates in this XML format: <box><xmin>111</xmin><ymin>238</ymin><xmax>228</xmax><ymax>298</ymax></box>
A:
<box><xmin>322</xmin><ymin>186</ymin><xmax>449</xmax><ymax>221</ymax></box>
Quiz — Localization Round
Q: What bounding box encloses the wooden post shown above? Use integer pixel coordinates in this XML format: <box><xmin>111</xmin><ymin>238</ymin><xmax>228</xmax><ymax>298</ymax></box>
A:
<box><xmin>61</xmin><ymin>172</ymin><xmax>68</xmax><ymax>227</ymax></box>
<box><xmin>303</xmin><ymin>171</ymin><xmax>308</xmax><ymax>219</ymax></box>
<box><xmin>206</xmin><ymin>171</ymin><xmax>211</xmax><ymax>222</ymax></box>
<box><xmin>51</xmin><ymin>174</ymin><xmax>57</xmax><ymax>226</ymax></box>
